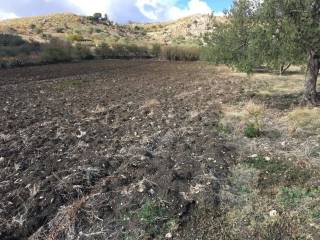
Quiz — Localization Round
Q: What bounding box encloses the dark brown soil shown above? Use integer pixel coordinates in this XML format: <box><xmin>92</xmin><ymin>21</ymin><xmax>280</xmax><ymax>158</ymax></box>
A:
<box><xmin>0</xmin><ymin>60</ymin><xmax>243</xmax><ymax>239</ymax></box>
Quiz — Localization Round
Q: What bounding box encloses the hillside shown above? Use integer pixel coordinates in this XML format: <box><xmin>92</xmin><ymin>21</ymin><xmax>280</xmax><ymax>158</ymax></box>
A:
<box><xmin>0</xmin><ymin>13</ymin><xmax>223</xmax><ymax>47</ymax></box>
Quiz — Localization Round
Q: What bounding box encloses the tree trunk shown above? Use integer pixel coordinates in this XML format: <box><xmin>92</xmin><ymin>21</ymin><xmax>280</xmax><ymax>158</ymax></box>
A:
<box><xmin>304</xmin><ymin>50</ymin><xmax>319</xmax><ymax>105</ymax></box>
<box><xmin>279</xmin><ymin>63</ymin><xmax>291</xmax><ymax>75</ymax></box>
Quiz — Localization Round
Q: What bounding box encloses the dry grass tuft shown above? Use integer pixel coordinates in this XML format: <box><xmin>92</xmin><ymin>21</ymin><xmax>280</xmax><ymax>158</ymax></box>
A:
<box><xmin>141</xmin><ymin>98</ymin><xmax>161</xmax><ymax>109</ymax></box>
<box><xmin>286</xmin><ymin>107</ymin><xmax>320</xmax><ymax>135</ymax></box>
<box><xmin>244</xmin><ymin>100</ymin><xmax>265</xmax><ymax>118</ymax></box>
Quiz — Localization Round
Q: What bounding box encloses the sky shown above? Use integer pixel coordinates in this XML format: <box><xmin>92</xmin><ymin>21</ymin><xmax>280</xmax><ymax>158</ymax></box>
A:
<box><xmin>0</xmin><ymin>0</ymin><xmax>233</xmax><ymax>23</ymax></box>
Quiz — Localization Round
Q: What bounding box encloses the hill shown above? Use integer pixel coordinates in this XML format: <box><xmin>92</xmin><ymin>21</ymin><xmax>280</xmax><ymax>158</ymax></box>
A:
<box><xmin>0</xmin><ymin>13</ymin><xmax>223</xmax><ymax>47</ymax></box>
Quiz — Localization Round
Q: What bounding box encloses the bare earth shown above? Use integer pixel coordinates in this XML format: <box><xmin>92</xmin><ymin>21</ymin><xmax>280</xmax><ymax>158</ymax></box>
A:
<box><xmin>0</xmin><ymin>60</ymin><xmax>243</xmax><ymax>239</ymax></box>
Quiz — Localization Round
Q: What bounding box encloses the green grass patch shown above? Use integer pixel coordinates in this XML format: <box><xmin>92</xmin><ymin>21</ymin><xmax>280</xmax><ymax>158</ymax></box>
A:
<box><xmin>244</xmin><ymin>122</ymin><xmax>261</xmax><ymax>138</ymax></box>
<box><xmin>55</xmin><ymin>79</ymin><xmax>88</xmax><ymax>91</ymax></box>
<box><xmin>246</xmin><ymin>156</ymin><xmax>311</xmax><ymax>191</ymax></box>
<box><xmin>277</xmin><ymin>186</ymin><xmax>320</xmax><ymax>208</ymax></box>
<box><xmin>120</xmin><ymin>199</ymin><xmax>176</xmax><ymax>239</ymax></box>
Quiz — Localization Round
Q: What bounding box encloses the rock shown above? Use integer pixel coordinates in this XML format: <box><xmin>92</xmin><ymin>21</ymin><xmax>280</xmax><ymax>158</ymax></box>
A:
<box><xmin>165</xmin><ymin>233</ymin><xmax>173</xmax><ymax>239</ymax></box>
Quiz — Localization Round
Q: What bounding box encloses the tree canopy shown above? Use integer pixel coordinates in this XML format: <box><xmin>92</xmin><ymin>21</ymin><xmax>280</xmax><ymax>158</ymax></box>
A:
<box><xmin>204</xmin><ymin>0</ymin><xmax>320</xmax><ymax>104</ymax></box>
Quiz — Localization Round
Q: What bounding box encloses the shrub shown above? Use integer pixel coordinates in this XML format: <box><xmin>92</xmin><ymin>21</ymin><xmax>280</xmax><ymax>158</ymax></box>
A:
<box><xmin>126</xmin><ymin>44</ymin><xmax>149</xmax><ymax>58</ymax></box>
<box><xmin>151</xmin><ymin>43</ymin><xmax>161</xmax><ymax>58</ymax></box>
<box><xmin>56</xmin><ymin>27</ymin><xmax>64</xmax><ymax>33</ymax></box>
<box><xmin>34</xmin><ymin>28</ymin><xmax>43</xmax><ymax>34</ymax></box>
<box><xmin>161</xmin><ymin>45</ymin><xmax>200</xmax><ymax>61</ymax></box>
<box><xmin>40</xmin><ymin>39</ymin><xmax>73</xmax><ymax>63</ymax></box>
<box><xmin>111</xmin><ymin>44</ymin><xmax>129</xmax><ymax>58</ymax></box>
<box><xmin>73</xmin><ymin>44</ymin><xmax>94</xmax><ymax>60</ymax></box>
<box><xmin>95</xmin><ymin>43</ymin><xmax>112</xmax><ymax>59</ymax></box>
<box><xmin>95</xmin><ymin>43</ymin><xmax>151</xmax><ymax>59</ymax></box>
<box><xmin>243</xmin><ymin>101</ymin><xmax>264</xmax><ymax>138</ymax></box>
<box><xmin>66</xmin><ymin>33</ymin><xmax>83</xmax><ymax>42</ymax></box>
<box><xmin>30</xmin><ymin>24</ymin><xmax>36</xmax><ymax>29</ymax></box>
<box><xmin>0</xmin><ymin>34</ymin><xmax>26</xmax><ymax>46</ymax></box>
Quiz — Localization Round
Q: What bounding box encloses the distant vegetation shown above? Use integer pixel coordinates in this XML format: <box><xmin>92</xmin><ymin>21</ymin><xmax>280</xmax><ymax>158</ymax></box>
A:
<box><xmin>0</xmin><ymin>12</ymin><xmax>216</xmax><ymax>68</ymax></box>
<box><xmin>0</xmin><ymin>32</ymin><xmax>201</xmax><ymax>68</ymax></box>
<box><xmin>0</xmin><ymin>34</ymin><xmax>40</xmax><ymax>68</ymax></box>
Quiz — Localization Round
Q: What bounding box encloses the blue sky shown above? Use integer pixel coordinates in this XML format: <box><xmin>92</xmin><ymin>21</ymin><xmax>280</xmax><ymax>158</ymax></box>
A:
<box><xmin>0</xmin><ymin>0</ymin><xmax>233</xmax><ymax>23</ymax></box>
<box><xmin>176</xmin><ymin>0</ymin><xmax>232</xmax><ymax>12</ymax></box>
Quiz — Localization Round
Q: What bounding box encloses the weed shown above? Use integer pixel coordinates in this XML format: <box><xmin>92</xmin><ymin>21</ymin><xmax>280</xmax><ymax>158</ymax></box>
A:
<box><xmin>246</xmin><ymin>155</ymin><xmax>311</xmax><ymax>190</ymax></box>
<box><xmin>120</xmin><ymin>199</ymin><xmax>172</xmax><ymax>239</ymax></box>
<box><xmin>312</xmin><ymin>209</ymin><xmax>320</xmax><ymax>220</ymax></box>
<box><xmin>243</xmin><ymin>101</ymin><xmax>264</xmax><ymax>138</ymax></box>
<box><xmin>217</xmin><ymin>122</ymin><xmax>231</xmax><ymax>135</ymax></box>
<box><xmin>244</xmin><ymin>122</ymin><xmax>261</xmax><ymax>138</ymax></box>
<box><xmin>55</xmin><ymin>79</ymin><xmax>86</xmax><ymax>91</ymax></box>
<box><xmin>310</xmin><ymin>146</ymin><xmax>320</xmax><ymax>158</ymax></box>
<box><xmin>277</xmin><ymin>186</ymin><xmax>320</xmax><ymax>208</ymax></box>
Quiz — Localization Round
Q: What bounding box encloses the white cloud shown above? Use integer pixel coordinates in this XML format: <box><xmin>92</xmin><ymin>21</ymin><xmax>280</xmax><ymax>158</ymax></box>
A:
<box><xmin>135</xmin><ymin>0</ymin><xmax>212</xmax><ymax>21</ymax></box>
<box><xmin>167</xmin><ymin>0</ymin><xmax>212</xmax><ymax>20</ymax></box>
<box><xmin>0</xmin><ymin>0</ymin><xmax>212</xmax><ymax>23</ymax></box>
<box><xmin>67</xmin><ymin>0</ymin><xmax>110</xmax><ymax>15</ymax></box>
<box><xmin>214</xmin><ymin>11</ymin><xmax>225</xmax><ymax>16</ymax></box>
<box><xmin>66</xmin><ymin>0</ymin><xmax>212</xmax><ymax>22</ymax></box>
<box><xmin>0</xmin><ymin>10</ymin><xmax>18</xmax><ymax>20</ymax></box>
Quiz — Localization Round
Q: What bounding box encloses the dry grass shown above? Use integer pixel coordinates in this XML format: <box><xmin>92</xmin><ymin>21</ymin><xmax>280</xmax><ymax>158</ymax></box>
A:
<box><xmin>214</xmin><ymin>67</ymin><xmax>320</xmax><ymax>239</ymax></box>
<box><xmin>286</xmin><ymin>107</ymin><xmax>320</xmax><ymax>135</ymax></box>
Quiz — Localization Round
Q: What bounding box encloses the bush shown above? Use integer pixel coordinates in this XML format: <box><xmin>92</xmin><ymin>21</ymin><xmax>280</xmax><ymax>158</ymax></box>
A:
<box><xmin>0</xmin><ymin>34</ymin><xmax>26</xmax><ymax>46</ymax></box>
<box><xmin>66</xmin><ymin>33</ymin><xmax>83</xmax><ymax>42</ymax></box>
<box><xmin>126</xmin><ymin>44</ymin><xmax>149</xmax><ymax>58</ymax></box>
<box><xmin>243</xmin><ymin>101</ymin><xmax>265</xmax><ymax>138</ymax></box>
<box><xmin>151</xmin><ymin>43</ymin><xmax>161</xmax><ymax>58</ymax></box>
<box><xmin>161</xmin><ymin>45</ymin><xmax>200</xmax><ymax>61</ymax></box>
<box><xmin>95</xmin><ymin>43</ymin><xmax>151</xmax><ymax>59</ymax></box>
<box><xmin>111</xmin><ymin>44</ymin><xmax>130</xmax><ymax>58</ymax></box>
<box><xmin>95</xmin><ymin>43</ymin><xmax>112</xmax><ymax>59</ymax></box>
<box><xmin>40</xmin><ymin>39</ymin><xmax>73</xmax><ymax>63</ymax></box>
<box><xmin>56</xmin><ymin>27</ymin><xmax>64</xmax><ymax>33</ymax></box>
<box><xmin>73</xmin><ymin>44</ymin><xmax>94</xmax><ymax>60</ymax></box>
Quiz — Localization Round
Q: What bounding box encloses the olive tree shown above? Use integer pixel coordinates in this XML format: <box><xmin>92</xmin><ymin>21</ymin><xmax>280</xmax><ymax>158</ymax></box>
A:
<box><xmin>204</xmin><ymin>0</ymin><xmax>320</xmax><ymax>105</ymax></box>
<box><xmin>259</xmin><ymin>0</ymin><xmax>320</xmax><ymax>104</ymax></box>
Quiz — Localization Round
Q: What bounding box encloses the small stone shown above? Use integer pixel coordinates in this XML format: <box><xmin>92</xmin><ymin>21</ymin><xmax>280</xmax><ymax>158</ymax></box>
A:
<box><xmin>149</xmin><ymin>188</ymin><xmax>155</xmax><ymax>195</ymax></box>
<box><xmin>269</xmin><ymin>209</ymin><xmax>278</xmax><ymax>217</ymax></box>
<box><xmin>250</xmin><ymin>154</ymin><xmax>258</xmax><ymax>158</ymax></box>
<box><xmin>14</xmin><ymin>163</ymin><xmax>21</xmax><ymax>171</ymax></box>
<box><xmin>165</xmin><ymin>233</ymin><xmax>172</xmax><ymax>239</ymax></box>
<box><xmin>265</xmin><ymin>156</ymin><xmax>271</xmax><ymax>161</ymax></box>
<box><xmin>76</xmin><ymin>130</ymin><xmax>86</xmax><ymax>138</ymax></box>
<box><xmin>0</xmin><ymin>157</ymin><xmax>4</xmax><ymax>163</ymax></box>
<box><xmin>137</xmin><ymin>181</ymin><xmax>146</xmax><ymax>193</ymax></box>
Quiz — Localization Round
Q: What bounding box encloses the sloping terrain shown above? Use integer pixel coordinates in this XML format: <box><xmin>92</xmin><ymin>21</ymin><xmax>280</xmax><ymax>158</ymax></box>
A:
<box><xmin>0</xmin><ymin>13</ymin><xmax>222</xmax><ymax>46</ymax></box>
<box><xmin>0</xmin><ymin>60</ymin><xmax>243</xmax><ymax>239</ymax></box>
